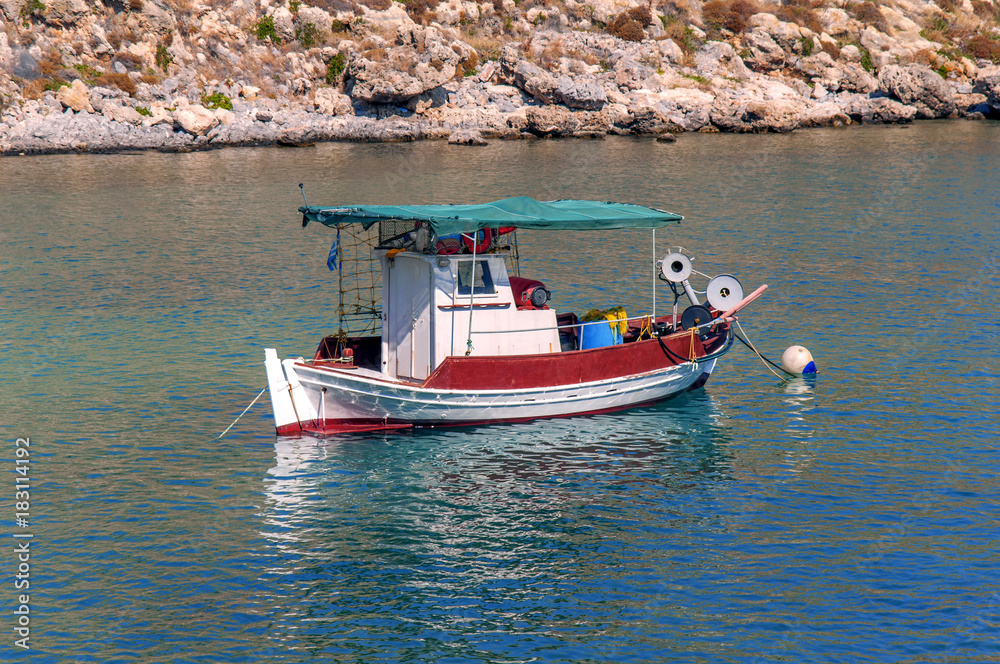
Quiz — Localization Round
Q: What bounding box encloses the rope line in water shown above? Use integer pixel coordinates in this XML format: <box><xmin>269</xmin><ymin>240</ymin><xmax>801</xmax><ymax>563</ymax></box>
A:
<box><xmin>733</xmin><ymin>320</ymin><xmax>795</xmax><ymax>382</ymax></box>
<box><xmin>217</xmin><ymin>387</ymin><xmax>267</xmax><ymax>439</ymax></box>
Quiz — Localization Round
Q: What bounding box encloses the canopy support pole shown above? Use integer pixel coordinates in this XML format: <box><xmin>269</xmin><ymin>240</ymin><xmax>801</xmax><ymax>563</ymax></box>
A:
<box><xmin>465</xmin><ymin>231</ymin><xmax>477</xmax><ymax>356</ymax></box>
<box><xmin>652</xmin><ymin>229</ymin><xmax>656</xmax><ymax>322</ymax></box>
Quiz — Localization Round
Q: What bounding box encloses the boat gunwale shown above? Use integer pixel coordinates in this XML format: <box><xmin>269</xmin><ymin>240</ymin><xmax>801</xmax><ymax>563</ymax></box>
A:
<box><xmin>292</xmin><ymin>329</ymin><xmax>727</xmax><ymax>397</ymax></box>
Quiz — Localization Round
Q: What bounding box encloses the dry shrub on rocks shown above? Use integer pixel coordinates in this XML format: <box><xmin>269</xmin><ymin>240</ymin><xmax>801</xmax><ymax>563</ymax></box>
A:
<box><xmin>773</xmin><ymin>0</ymin><xmax>823</xmax><ymax>34</ymax></box>
<box><xmin>848</xmin><ymin>1</ymin><xmax>889</xmax><ymax>32</ymax></box>
<box><xmin>308</xmin><ymin>0</ymin><xmax>360</xmax><ymax>15</ymax></box>
<box><xmin>660</xmin><ymin>13</ymin><xmax>700</xmax><ymax>63</ymax></box>
<box><xmin>703</xmin><ymin>0</ymin><xmax>759</xmax><ymax>35</ymax></box>
<box><xmin>163</xmin><ymin>0</ymin><xmax>194</xmax><ymax>13</ymax></box>
<box><xmin>112</xmin><ymin>52</ymin><xmax>145</xmax><ymax>71</ymax></box>
<box><xmin>539</xmin><ymin>40</ymin><xmax>565</xmax><ymax>68</ymax></box>
<box><xmin>38</xmin><ymin>51</ymin><xmax>65</xmax><ymax>77</ymax></box>
<box><xmin>934</xmin><ymin>0</ymin><xmax>962</xmax><ymax>13</ymax></box>
<box><xmin>967</xmin><ymin>34</ymin><xmax>1000</xmax><ymax>61</ymax></box>
<box><xmin>95</xmin><ymin>72</ymin><xmax>138</xmax><ymax>96</ymax></box>
<box><xmin>464</xmin><ymin>33</ymin><xmax>503</xmax><ymax>62</ymax></box>
<box><xmin>362</xmin><ymin>47</ymin><xmax>388</xmax><ymax>62</ymax></box>
<box><xmin>21</xmin><ymin>78</ymin><xmax>60</xmax><ymax>100</ymax></box>
<box><xmin>972</xmin><ymin>0</ymin><xmax>1000</xmax><ymax>24</ymax></box>
<box><xmin>459</xmin><ymin>50</ymin><xmax>479</xmax><ymax>76</ymax></box>
<box><xmin>607</xmin><ymin>5</ymin><xmax>652</xmax><ymax>42</ymax></box>
<box><xmin>402</xmin><ymin>0</ymin><xmax>442</xmax><ymax>24</ymax></box>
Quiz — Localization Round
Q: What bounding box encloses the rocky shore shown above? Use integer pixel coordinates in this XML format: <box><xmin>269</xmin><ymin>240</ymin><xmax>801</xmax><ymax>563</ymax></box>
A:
<box><xmin>1</xmin><ymin>0</ymin><xmax>998</xmax><ymax>155</ymax></box>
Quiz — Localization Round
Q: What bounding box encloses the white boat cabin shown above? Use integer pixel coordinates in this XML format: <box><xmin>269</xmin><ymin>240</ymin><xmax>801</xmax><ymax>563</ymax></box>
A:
<box><xmin>378</xmin><ymin>250</ymin><xmax>560</xmax><ymax>381</ymax></box>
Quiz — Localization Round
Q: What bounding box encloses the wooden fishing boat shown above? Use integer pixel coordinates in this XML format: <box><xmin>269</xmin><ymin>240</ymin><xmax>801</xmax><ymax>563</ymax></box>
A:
<box><xmin>264</xmin><ymin>197</ymin><xmax>766</xmax><ymax>435</ymax></box>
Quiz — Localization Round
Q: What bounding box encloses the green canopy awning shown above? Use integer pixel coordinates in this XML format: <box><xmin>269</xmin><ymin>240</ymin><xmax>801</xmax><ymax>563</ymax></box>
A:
<box><xmin>300</xmin><ymin>196</ymin><xmax>682</xmax><ymax>235</ymax></box>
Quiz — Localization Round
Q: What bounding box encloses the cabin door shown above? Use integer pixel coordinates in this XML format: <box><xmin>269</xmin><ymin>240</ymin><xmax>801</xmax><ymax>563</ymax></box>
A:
<box><xmin>388</xmin><ymin>257</ymin><xmax>432</xmax><ymax>380</ymax></box>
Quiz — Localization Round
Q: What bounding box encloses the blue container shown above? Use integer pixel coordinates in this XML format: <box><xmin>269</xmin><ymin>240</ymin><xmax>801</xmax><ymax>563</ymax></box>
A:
<box><xmin>579</xmin><ymin>321</ymin><xmax>621</xmax><ymax>350</ymax></box>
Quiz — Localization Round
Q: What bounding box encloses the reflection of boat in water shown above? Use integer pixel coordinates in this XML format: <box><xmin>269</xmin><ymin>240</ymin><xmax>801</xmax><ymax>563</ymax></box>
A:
<box><xmin>259</xmin><ymin>394</ymin><xmax>735</xmax><ymax>642</ymax></box>
<box><xmin>265</xmin><ymin>197</ymin><xmax>766</xmax><ymax>435</ymax></box>
<box><xmin>269</xmin><ymin>389</ymin><xmax>733</xmax><ymax>489</ymax></box>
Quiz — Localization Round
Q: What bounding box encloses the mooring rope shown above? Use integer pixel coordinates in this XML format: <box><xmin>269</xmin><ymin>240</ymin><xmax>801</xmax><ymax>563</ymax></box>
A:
<box><xmin>217</xmin><ymin>387</ymin><xmax>268</xmax><ymax>439</ymax></box>
<box><xmin>734</xmin><ymin>320</ymin><xmax>792</xmax><ymax>382</ymax></box>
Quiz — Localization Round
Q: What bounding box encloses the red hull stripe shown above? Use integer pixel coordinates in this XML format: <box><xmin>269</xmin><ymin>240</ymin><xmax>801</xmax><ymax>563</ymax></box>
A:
<box><xmin>423</xmin><ymin>334</ymin><xmax>707</xmax><ymax>391</ymax></box>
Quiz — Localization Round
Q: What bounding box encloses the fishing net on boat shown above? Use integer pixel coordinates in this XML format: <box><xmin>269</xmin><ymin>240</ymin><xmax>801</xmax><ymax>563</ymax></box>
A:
<box><xmin>332</xmin><ymin>223</ymin><xmax>382</xmax><ymax>338</ymax></box>
<box><xmin>327</xmin><ymin>221</ymin><xmax>525</xmax><ymax>345</ymax></box>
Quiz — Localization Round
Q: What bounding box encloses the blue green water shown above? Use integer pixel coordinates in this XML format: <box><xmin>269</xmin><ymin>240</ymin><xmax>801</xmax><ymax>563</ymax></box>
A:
<box><xmin>1</xmin><ymin>121</ymin><xmax>999</xmax><ymax>662</ymax></box>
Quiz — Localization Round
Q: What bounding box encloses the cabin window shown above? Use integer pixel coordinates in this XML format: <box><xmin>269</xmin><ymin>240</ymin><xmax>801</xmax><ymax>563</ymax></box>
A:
<box><xmin>457</xmin><ymin>260</ymin><xmax>495</xmax><ymax>295</ymax></box>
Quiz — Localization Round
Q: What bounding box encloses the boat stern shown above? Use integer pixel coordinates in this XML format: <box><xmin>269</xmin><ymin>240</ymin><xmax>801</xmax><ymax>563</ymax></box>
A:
<box><xmin>264</xmin><ymin>348</ymin><xmax>302</xmax><ymax>434</ymax></box>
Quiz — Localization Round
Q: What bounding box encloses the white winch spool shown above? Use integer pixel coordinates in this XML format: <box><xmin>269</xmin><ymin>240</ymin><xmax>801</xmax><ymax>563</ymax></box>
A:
<box><xmin>706</xmin><ymin>274</ymin><xmax>744</xmax><ymax>311</ymax></box>
<box><xmin>660</xmin><ymin>251</ymin><xmax>692</xmax><ymax>283</ymax></box>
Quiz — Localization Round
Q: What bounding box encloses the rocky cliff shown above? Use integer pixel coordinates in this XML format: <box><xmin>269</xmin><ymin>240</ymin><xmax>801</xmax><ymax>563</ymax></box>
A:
<box><xmin>0</xmin><ymin>0</ymin><xmax>998</xmax><ymax>153</ymax></box>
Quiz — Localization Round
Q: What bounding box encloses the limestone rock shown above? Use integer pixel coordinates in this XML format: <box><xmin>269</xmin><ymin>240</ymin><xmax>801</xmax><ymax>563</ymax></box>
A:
<box><xmin>744</xmin><ymin>30</ymin><xmax>785</xmax><ymax>71</ymax></box>
<box><xmin>144</xmin><ymin>110</ymin><xmax>174</xmax><ymax>127</ymax></box>
<box><xmin>297</xmin><ymin>6</ymin><xmax>334</xmax><ymax>34</ymax></box>
<box><xmin>448</xmin><ymin>129</ymin><xmax>488</xmax><ymax>145</ymax></box>
<box><xmin>654</xmin><ymin>88</ymin><xmax>715</xmax><ymax>132</ymax></box>
<box><xmin>0</xmin><ymin>0</ymin><xmax>24</xmax><ymax>22</ymax></box>
<box><xmin>240</xmin><ymin>86</ymin><xmax>261</xmax><ymax>101</ymax></box>
<box><xmin>840</xmin><ymin>95</ymin><xmax>917</xmax><ymax>124</ymax></box>
<box><xmin>748</xmin><ymin>13</ymin><xmax>804</xmax><ymax>50</ymax></box>
<box><xmin>103</xmin><ymin>102</ymin><xmax>144</xmax><ymax>126</ymax></box>
<box><xmin>555</xmin><ymin>76</ymin><xmax>606</xmax><ymax>111</ymax></box>
<box><xmin>12</xmin><ymin>48</ymin><xmax>41</xmax><ymax>80</ymax></box>
<box><xmin>272</xmin><ymin>7</ymin><xmax>297</xmax><ymax>43</ymax></box>
<box><xmin>973</xmin><ymin>65</ymin><xmax>1000</xmax><ymax>107</ymax></box>
<box><xmin>798</xmin><ymin>54</ymin><xmax>877</xmax><ymax>94</ymax></box>
<box><xmin>348</xmin><ymin>26</ymin><xmax>460</xmax><ymax>104</ymax></box>
<box><xmin>818</xmin><ymin>8</ymin><xmax>853</xmax><ymax>35</ymax></box>
<box><xmin>57</xmin><ymin>80</ymin><xmax>94</xmax><ymax>113</ymax></box>
<box><xmin>878</xmin><ymin>64</ymin><xmax>955</xmax><ymax>119</ymax></box>
<box><xmin>840</xmin><ymin>45</ymin><xmax>861</xmax><ymax>63</ymax></box>
<box><xmin>524</xmin><ymin>106</ymin><xmax>581</xmax><ymax>137</ymax></box>
<box><xmin>214</xmin><ymin>108</ymin><xmax>236</xmax><ymax>125</ymax></box>
<box><xmin>742</xmin><ymin>99</ymin><xmax>802</xmax><ymax>132</ymax></box>
<box><xmin>711</xmin><ymin>95</ymin><xmax>803</xmax><ymax>132</ymax></box>
<box><xmin>695</xmin><ymin>41</ymin><xmax>750</xmax><ymax>80</ymax></box>
<box><xmin>138</xmin><ymin>0</ymin><xmax>176</xmax><ymax>37</ymax></box>
<box><xmin>42</xmin><ymin>0</ymin><xmax>88</xmax><ymax>26</ymax></box>
<box><xmin>799</xmin><ymin>101</ymin><xmax>851</xmax><ymax>127</ymax></box>
<box><xmin>407</xmin><ymin>86</ymin><xmax>448</xmax><ymax>114</ymax></box>
<box><xmin>358</xmin><ymin>3</ymin><xmax>415</xmax><ymax>34</ymax></box>
<box><xmin>315</xmin><ymin>88</ymin><xmax>354</xmax><ymax>116</ymax></box>
<box><xmin>174</xmin><ymin>104</ymin><xmax>220</xmax><ymax>136</ymax></box>
<box><xmin>509</xmin><ymin>61</ymin><xmax>559</xmax><ymax>105</ymax></box>
<box><xmin>625</xmin><ymin>106</ymin><xmax>681</xmax><ymax>134</ymax></box>
<box><xmin>658</xmin><ymin>39</ymin><xmax>684</xmax><ymax>66</ymax></box>
<box><xmin>613</xmin><ymin>57</ymin><xmax>656</xmax><ymax>91</ymax></box>
<box><xmin>837</xmin><ymin>63</ymin><xmax>879</xmax><ymax>94</ymax></box>
<box><xmin>953</xmin><ymin>92</ymin><xmax>989</xmax><ymax>116</ymax></box>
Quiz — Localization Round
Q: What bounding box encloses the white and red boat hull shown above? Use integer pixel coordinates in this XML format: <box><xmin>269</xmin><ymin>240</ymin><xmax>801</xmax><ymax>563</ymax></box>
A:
<box><xmin>265</xmin><ymin>331</ymin><xmax>726</xmax><ymax>435</ymax></box>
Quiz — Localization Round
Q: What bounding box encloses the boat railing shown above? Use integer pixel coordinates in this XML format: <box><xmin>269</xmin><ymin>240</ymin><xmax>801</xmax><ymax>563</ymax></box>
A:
<box><xmin>470</xmin><ymin>314</ymin><xmax>656</xmax><ymax>336</ymax></box>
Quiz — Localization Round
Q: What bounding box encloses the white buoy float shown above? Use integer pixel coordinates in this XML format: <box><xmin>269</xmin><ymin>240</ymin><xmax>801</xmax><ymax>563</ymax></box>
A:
<box><xmin>781</xmin><ymin>346</ymin><xmax>817</xmax><ymax>375</ymax></box>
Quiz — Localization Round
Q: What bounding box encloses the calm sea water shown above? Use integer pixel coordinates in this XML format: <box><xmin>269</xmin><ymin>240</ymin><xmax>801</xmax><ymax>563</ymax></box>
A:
<box><xmin>2</xmin><ymin>121</ymin><xmax>999</xmax><ymax>663</ymax></box>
